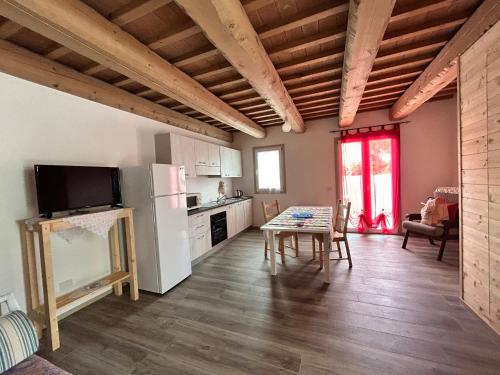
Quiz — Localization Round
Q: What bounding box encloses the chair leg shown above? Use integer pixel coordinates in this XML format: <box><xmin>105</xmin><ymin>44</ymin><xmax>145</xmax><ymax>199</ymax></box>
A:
<box><xmin>437</xmin><ymin>238</ymin><xmax>447</xmax><ymax>261</ymax></box>
<box><xmin>264</xmin><ymin>238</ymin><xmax>268</xmax><ymax>259</ymax></box>
<box><xmin>319</xmin><ymin>239</ymin><xmax>323</xmax><ymax>269</ymax></box>
<box><xmin>336</xmin><ymin>241</ymin><xmax>343</xmax><ymax>258</ymax></box>
<box><xmin>402</xmin><ymin>231</ymin><xmax>410</xmax><ymax>249</ymax></box>
<box><xmin>294</xmin><ymin>233</ymin><xmax>299</xmax><ymax>257</ymax></box>
<box><xmin>279</xmin><ymin>238</ymin><xmax>285</xmax><ymax>264</ymax></box>
<box><xmin>344</xmin><ymin>239</ymin><xmax>353</xmax><ymax>268</ymax></box>
<box><xmin>429</xmin><ymin>238</ymin><xmax>435</xmax><ymax>245</ymax></box>
<box><xmin>312</xmin><ymin>236</ymin><xmax>316</xmax><ymax>260</ymax></box>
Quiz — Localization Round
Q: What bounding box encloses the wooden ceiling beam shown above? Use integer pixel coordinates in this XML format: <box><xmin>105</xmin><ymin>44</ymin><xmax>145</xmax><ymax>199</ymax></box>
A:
<box><xmin>276</xmin><ymin>47</ymin><xmax>344</xmax><ymax>75</ymax></box>
<box><xmin>381</xmin><ymin>17</ymin><xmax>466</xmax><ymax>47</ymax></box>
<box><xmin>389</xmin><ymin>0</ymin><xmax>454</xmax><ymax>24</ymax></box>
<box><xmin>369</xmin><ymin>55</ymin><xmax>433</xmax><ymax>78</ymax></box>
<box><xmin>339</xmin><ymin>0</ymin><xmax>395</xmax><ymax>127</ymax></box>
<box><xmin>242</xmin><ymin>0</ymin><xmax>276</xmax><ymax>14</ymax></box>
<box><xmin>0</xmin><ymin>0</ymin><xmax>265</xmax><ymax>138</ymax></box>
<box><xmin>110</xmin><ymin>0</ymin><xmax>173</xmax><ymax>27</ymax></box>
<box><xmin>391</xmin><ymin>0</ymin><xmax>500</xmax><ymax>120</ymax></box>
<box><xmin>0</xmin><ymin>39</ymin><xmax>231</xmax><ymax>141</ymax></box>
<box><xmin>292</xmin><ymin>87</ymin><xmax>341</xmax><ymax>101</ymax></box>
<box><xmin>0</xmin><ymin>19</ymin><xmax>21</xmax><ymax>38</ymax></box>
<box><xmin>44</xmin><ymin>0</ymin><xmax>175</xmax><ymax>63</ymax></box>
<box><xmin>267</xmin><ymin>27</ymin><xmax>346</xmax><ymax>59</ymax></box>
<box><xmin>287</xmin><ymin>77</ymin><xmax>341</xmax><ymax>95</ymax></box>
<box><xmin>235</xmin><ymin>102</ymin><xmax>268</xmax><ymax>112</ymax></box>
<box><xmin>375</xmin><ymin>37</ymin><xmax>448</xmax><ymax>65</ymax></box>
<box><xmin>258</xmin><ymin>1</ymin><xmax>348</xmax><ymax>40</ymax></box>
<box><xmin>149</xmin><ymin>3</ymin><xmax>347</xmax><ymax>81</ymax></box>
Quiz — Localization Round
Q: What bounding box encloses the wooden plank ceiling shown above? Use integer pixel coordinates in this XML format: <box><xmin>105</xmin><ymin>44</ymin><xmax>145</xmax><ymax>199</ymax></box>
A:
<box><xmin>0</xmin><ymin>0</ymin><xmax>487</xmax><ymax>138</ymax></box>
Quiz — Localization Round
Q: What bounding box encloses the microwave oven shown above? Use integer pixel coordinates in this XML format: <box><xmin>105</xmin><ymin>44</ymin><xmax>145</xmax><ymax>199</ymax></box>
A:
<box><xmin>186</xmin><ymin>193</ymin><xmax>202</xmax><ymax>210</ymax></box>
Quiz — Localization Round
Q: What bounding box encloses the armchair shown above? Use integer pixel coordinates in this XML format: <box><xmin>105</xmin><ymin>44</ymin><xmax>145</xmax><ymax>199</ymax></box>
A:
<box><xmin>402</xmin><ymin>212</ymin><xmax>459</xmax><ymax>261</ymax></box>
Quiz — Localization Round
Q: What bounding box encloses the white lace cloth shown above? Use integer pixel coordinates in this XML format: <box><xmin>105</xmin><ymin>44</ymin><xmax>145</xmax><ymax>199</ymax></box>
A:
<box><xmin>58</xmin><ymin>210</ymin><xmax>120</xmax><ymax>242</ymax></box>
<box><xmin>25</xmin><ymin>210</ymin><xmax>120</xmax><ymax>243</ymax></box>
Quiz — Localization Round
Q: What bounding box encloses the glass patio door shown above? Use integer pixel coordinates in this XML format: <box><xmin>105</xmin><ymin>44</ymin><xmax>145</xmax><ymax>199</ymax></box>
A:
<box><xmin>339</xmin><ymin>128</ymin><xmax>400</xmax><ymax>233</ymax></box>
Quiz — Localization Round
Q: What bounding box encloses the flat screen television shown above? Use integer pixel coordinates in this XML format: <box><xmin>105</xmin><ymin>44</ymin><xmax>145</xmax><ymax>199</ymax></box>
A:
<box><xmin>34</xmin><ymin>165</ymin><xmax>122</xmax><ymax>217</ymax></box>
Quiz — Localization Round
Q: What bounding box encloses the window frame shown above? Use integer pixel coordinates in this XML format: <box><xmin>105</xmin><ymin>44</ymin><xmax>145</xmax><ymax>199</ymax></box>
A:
<box><xmin>253</xmin><ymin>144</ymin><xmax>286</xmax><ymax>194</ymax></box>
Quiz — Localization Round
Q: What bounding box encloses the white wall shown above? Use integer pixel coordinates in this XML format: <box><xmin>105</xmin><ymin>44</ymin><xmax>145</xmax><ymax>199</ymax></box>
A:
<box><xmin>0</xmin><ymin>72</ymin><xmax>231</xmax><ymax>311</ymax></box>
<box><xmin>233</xmin><ymin>97</ymin><xmax>458</xmax><ymax>227</ymax></box>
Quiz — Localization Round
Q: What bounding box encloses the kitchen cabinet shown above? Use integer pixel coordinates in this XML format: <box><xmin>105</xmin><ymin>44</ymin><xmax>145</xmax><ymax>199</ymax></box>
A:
<box><xmin>195</xmin><ymin>139</ymin><xmax>210</xmax><ymax>166</ymax></box>
<box><xmin>220</xmin><ymin>147</ymin><xmax>242</xmax><ymax>177</ymax></box>
<box><xmin>189</xmin><ymin>199</ymin><xmax>252</xmax><ymax>260</ymax></box>
<box><xmin>233</xmin><ymin>149</ymin><xmax>242</xmax><ymax>177</ymax></box>
<box><xmin>188</xmin><ymin>212</ymin><xmax>210</xmax><ymax>260</ymax></box>
<box><xmin>190</xmin><ymin>232</ymin><xmax>210</xmax><ymax>260</ymax></box>
<box><xmin>235</xmin><ymin>201</ymin><xmax>245</xmax><ymax>233</ymax></box>
<box><xmin>226</xmin><ymin>204</ymin><xmax>237</xmax><ymax>238</ymax></box>
<box><xmin>155</xmin><ymin>133</ymin><xmax>196</xmax><ymax>177</ymax></box>
<box><xmin>243</xmin><ymin>199</ymin><xmax>253</xmax><ymax>228</ymax></box>
<box><xmin>208</xmin><ymin>143</ymin><xmax>221</xmax><ymax>167</ymax></box>
<box><xmin>156</xmin><ymin>133</ymin><xmax>241</xmax><ymax>179</ymax></box>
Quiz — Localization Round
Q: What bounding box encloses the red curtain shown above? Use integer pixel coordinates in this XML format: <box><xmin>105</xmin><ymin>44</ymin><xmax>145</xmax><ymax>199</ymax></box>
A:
<box><xmin>339</xmin><ymin>126</ymin><xmax>400</xmax><ymax>233</ymax></box>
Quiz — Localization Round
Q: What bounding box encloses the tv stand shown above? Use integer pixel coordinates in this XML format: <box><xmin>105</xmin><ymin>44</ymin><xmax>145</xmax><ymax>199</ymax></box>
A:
<box><xmin>21</xmin><ymin>208</ymin><xmax>139</xmax><ymax>351</ymax></box>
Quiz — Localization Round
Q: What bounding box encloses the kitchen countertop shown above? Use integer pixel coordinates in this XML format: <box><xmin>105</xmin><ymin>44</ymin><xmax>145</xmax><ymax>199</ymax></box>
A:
<box><xmin>187</xmin><ymin>196</ymin><xmax>252</xmax><ymax>216</ymax></box>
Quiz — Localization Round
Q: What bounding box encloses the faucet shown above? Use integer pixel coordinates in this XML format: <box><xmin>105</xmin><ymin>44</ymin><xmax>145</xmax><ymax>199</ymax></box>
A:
<box><xmin>216</xmin><ymin>194</ymin><xmax>227</xmax><ymax>204</ymax></box>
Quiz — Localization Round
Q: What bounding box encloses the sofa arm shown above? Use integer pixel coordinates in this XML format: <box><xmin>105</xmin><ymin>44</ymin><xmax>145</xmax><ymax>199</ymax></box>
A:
<box><xmin>405</xmin><ymin>213</ymin><xmax>422</xmax><ymax>221</ymax></box>
<box><xmin>0</xmin><ymin>311</ymin><xmax>39</xmax><ymax>373</ymax></box>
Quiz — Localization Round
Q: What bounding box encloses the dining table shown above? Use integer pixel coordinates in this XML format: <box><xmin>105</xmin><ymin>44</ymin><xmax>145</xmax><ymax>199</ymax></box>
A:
<box><xmin>260</xmin><ymin>206</ymin><xmax>333</xmax><ymax>283</ymax></box>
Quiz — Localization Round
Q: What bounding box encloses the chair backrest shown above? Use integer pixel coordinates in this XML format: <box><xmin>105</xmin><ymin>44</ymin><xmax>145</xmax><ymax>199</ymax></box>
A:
<box><xmin>261</xmin><ymin>200</ymin><xmax>281</xmax><ymax>222</ymax></box>
<box><xmin>333</xmin><ymin>200</ymin><xmax>351</xmax><ymax>235</ymax></box>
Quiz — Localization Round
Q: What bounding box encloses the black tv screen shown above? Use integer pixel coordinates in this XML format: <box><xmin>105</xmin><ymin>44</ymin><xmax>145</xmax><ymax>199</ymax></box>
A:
<box><xmin>34</xmin><ymin>165</ymin><xmax>122</xmax><ymax>215</ymax></box>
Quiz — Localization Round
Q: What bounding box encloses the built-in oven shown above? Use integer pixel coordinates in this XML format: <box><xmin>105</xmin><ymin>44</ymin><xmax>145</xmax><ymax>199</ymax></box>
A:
<box><xmin>210</xmin><ymin>211</ymin><xmax>227</xmax><ymax>247</ymax></box>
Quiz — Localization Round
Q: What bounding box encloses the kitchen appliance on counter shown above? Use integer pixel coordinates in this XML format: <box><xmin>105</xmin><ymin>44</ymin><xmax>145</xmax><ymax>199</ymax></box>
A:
<box><xmin>122</xmin><ymin>164</ymin><xmax>191</xmax><ymax>294</ymax></box>
<box><xmin>210</xmin><ymin>211</ymin><xmax>227</xmax><ymax>247</ymax></box>
<box><xmin>186</xmin><ymin>193</ymin><xmax>202</xmax><ymax>211</ymax></box>
<box><xmin>234</xmin><ymin>189</ymin><xmax>243</xmax><ymax>197</ymax></box>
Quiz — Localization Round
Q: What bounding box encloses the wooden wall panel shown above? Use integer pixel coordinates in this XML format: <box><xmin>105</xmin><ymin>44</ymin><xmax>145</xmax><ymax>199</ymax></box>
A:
<box><xmin>459</xmin><ymin>19</ymin><xmax>500</xmax><ymax>334</ymax></box>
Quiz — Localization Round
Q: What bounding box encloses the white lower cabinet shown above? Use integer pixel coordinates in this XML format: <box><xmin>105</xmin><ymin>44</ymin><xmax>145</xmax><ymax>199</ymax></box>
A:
<box><xmin>188</xmin><ymin>199</ymin><xmax>253</xmax><ymax>261</ymax></box>
<box><xmin>226</xmin><ymin>204</ymin><xmax>237</xmax><ymax>238</ymax></box>
<box><xmin>243</xmin><ymin>199</ymin><xmax>253</xmax><ymax>228</ymax></box>
<box><xmin>190</xmin><ymin>232</ymin><xmax>211</xmax><ymax>260</ymax></box>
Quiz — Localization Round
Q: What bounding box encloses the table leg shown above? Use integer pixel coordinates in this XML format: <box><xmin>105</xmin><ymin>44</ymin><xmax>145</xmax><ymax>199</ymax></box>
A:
<box><xmin>109</xmin><ymin>222</ymin><xmax>123</xmax><ymax>296</ymax></box>
<box><xmin>23</xmin><ymin>227</ymin><xmax>42</xmax><ymax>337</ymax></box>
<box><xmin>266</xmin><ymin>230</ymin><xmax>277</xmax><ymax>276</ymax></box>
<box><xmin>323</xmin><ymin>232</ymin><xmax>331</xmax><ymax>284</ymax></box>
<box><xmin>38</xmin><ymin>224</ymin><xmax>60</xmax><ymax>351</ymax></box>
<box><xmin>124</xmin><ymin>213</ymin><xmax>139</xmax><ymax>301</ymax></box>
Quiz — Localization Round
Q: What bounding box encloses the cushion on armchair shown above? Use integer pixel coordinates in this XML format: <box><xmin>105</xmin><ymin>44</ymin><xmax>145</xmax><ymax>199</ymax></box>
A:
<box><xmin>402</xmin><ymin>220</ymin><xmax>444</xmax><ymax>237</ymax></box>
<box><xmin>0</xmin><ymin>311</ymin><xmax>39</xmax><ymax>373</ymax></box>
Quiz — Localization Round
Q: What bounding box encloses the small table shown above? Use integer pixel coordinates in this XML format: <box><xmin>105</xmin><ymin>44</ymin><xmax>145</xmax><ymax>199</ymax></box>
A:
<box><xmin>21</xmin><ymin>208</ymin><xmax>139</xmax><ymax>351</ymax></box>
<box><xmin>260</xmin><ymin>206</ymin><xmax>333</xmax><ymax>283</ymax></box>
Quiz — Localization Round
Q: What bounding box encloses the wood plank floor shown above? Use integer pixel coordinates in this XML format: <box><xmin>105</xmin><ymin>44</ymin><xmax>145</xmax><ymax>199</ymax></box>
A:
<box><xmin>39</xmin><ymin>230</ymin><xmax>500</xmax><ymax>375</ymax></box>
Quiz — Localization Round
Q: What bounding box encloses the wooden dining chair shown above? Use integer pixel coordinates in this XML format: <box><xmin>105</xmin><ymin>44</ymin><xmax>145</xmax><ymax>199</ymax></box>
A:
<box><xmin>261</xmin><ymin>200</ymin><xmax>299</xmax><ymax>264</ymax></box>
<box><xmin>312</xmin><ymin>200</ymin><xmax>353</xmax><ymax>268</ymax></box>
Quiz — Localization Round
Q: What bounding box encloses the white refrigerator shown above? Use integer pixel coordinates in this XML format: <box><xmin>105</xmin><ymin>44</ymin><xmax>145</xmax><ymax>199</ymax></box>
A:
<box><xmin>123</xmin><ymin>164</ymin><xmax>192</xmax><ymax>294</ymax></box>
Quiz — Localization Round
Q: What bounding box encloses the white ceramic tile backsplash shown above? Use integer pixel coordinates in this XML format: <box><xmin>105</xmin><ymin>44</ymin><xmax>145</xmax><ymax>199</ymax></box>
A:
<box><xmin>186</xmin><ymin>177</ymin><xmax>233</xmax><ymax>203</ymax></box>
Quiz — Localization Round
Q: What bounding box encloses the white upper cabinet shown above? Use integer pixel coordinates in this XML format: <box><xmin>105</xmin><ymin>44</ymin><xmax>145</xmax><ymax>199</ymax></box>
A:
<box><xmin>155</xmin><ymin>133</ymin><xmax>196</xmax><ymax>177</ymax></box>
<box><xmin>156</xmin><ymin>133</ymin><xmax>241</xmax><ymax>178</ymax></box>
<box><xmin>194</xmin><ymin>139</ymin><xmax>210</xmax><ymax>166</ymax></box>
<box><xmin>232</xmin><ymin>148</ymin><xmax>242</xmax><ymax>177</ymax></box>
<box><xmin>220</xmin><ymin>146</ymin><xmax>242</xmax><ymax>178</ymax></box>
<box><xmin>208</xmin><ymin>143</ymin><xmax>220</xmax><ymax>167</ymax></box>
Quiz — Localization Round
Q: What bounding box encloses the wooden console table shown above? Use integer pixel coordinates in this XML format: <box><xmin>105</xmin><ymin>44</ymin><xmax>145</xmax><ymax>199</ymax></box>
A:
<box><xmin>21</xmin><ymin>208</ymin><xmax>139</xmax><ymax>351</ymax></box>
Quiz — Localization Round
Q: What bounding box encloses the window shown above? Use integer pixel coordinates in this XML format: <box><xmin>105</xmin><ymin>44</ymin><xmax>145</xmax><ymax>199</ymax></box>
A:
<box><xmin>254</xmin><ymin>145</ymin><xmax>286</xmax><ymax>194</ymax></box>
